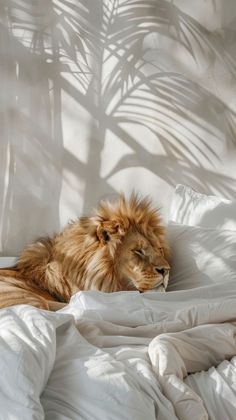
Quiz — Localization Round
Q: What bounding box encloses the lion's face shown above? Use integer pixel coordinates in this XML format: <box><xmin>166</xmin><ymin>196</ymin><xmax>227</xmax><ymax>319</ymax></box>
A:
<box><xmin>116</xmin><ymin>230</ymin><xmax>170</xmax><ymax>292</ymax></box>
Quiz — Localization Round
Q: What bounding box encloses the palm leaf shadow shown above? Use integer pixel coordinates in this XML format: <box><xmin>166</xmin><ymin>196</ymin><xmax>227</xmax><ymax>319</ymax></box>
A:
<box><xmin>1</xmin><ymin>0</ymin><xmax>236</xmax><ymax>253</ymax></box>
<box><xmin>96</xmin><ymin>0</ymin><xmax>236</xmax><ymax>198</ymax></box>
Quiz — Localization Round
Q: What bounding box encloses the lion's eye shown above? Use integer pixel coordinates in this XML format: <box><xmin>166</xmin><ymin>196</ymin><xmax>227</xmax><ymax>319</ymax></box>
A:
<box><xmin>134</xmin><ymin>249</ymin><xmax>145</xmax><ymax>257</ymax></box>
<box><xmin>159</xmin><ymin>247</ymin><xmax>164</xmax><ymax>255</ymax></box>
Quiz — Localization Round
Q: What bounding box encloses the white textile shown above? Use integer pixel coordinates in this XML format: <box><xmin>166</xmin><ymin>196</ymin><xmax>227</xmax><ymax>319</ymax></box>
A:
<box><xmin>1</xmin><ymin>284</ymin><xmax>236</xmax><ymax>419</ymax></box>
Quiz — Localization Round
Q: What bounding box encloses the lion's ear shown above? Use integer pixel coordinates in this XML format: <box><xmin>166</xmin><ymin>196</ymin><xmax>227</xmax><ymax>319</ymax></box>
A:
<box><xmin>97</xmin><ymin>226</ymin><xmax>111</xmax><ymax>245</ymax></box>
<box><xmin>96</xmin><ymin>221</ymin><xmax>126</xmax><ymax>245</ymax></box>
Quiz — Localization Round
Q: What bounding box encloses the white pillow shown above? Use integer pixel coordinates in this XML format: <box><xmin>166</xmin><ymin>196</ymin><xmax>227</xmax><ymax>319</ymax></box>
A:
<box><xmin>167</xmin><ymin>222</ymin><xmax>236</xmax><ymax>291</ymax></box>
<box><xmin>169</xmin><ymin>184</ymin><xmax>236</xmax><ymax>230</ymax></box>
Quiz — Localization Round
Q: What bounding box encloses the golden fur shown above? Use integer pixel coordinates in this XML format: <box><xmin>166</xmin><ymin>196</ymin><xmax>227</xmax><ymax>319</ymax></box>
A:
<box><xmin>0</xmin><ymin>193</ymin><xmax>170</xmax><ymax>310</ymax></box>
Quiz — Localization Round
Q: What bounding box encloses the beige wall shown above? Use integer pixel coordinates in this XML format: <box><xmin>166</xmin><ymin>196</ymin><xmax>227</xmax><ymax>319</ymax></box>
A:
<box><xmin>1</xmin><ymin>0</ymin><xmax>236</xmax><ymax>255</ymax></box>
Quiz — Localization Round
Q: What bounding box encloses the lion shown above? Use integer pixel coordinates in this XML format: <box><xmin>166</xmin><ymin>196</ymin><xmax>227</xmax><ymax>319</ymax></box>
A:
<box><xmin>0</xmin><ymin>193</ymin><xmax>170</xmax><ymax>310</ymax></box>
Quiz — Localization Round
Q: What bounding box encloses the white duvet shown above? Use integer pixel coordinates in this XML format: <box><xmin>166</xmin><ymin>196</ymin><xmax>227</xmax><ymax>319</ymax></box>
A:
<box><xmin>1</xmin><ymin>282</ymin><xmax>236</xmax><ymax>420</ymax></box>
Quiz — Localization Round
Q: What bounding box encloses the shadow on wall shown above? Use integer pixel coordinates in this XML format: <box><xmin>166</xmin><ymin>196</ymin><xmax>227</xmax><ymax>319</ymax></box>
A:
<box><xmin>0</xmin><ymin>0</ymin><xmax>236</xmax><ymax>254</ymax></box>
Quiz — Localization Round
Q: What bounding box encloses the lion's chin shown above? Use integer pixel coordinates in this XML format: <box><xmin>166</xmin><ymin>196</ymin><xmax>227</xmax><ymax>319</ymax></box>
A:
<box><xmin>150</xmin><ymin>285</ymin><xmax>166</xmax><ymax>292</ymax></box>
<box><xmin>128</xmin><ymin>275</ymin><xmax>169</xmax><ymax>293</ymax></box>
<box><xmin>142</xmin><ymin>276</ymin><xmax>169</xmax><ymax>293</ymax></box>
<box><xmin>137</xmin><ymin>284</ymin><xmax>166</xmax><ymax>293</ymax></box>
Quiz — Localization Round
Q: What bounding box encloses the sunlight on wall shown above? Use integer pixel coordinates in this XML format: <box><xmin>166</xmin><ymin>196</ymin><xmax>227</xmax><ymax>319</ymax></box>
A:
<box><xmin>0</xmin><ymin>0</ymin><xmax>236</xmax><ymax>253</ymax></box>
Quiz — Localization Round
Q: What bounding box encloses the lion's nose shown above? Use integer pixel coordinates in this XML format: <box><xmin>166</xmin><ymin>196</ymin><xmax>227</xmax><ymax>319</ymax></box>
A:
<box><xmin>155</xmin><ymin>267</ymin><xmax>169</xmax><ymax>277</ymax></box>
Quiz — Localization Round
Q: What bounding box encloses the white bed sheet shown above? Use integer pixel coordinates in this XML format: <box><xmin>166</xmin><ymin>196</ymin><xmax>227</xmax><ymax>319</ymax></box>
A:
<box><xmin>0</xmin><ymin>257</ymin><xmax>17</xmax><ymax>268</ymax></box>
<box><xmin>1</xmin><ymin>283</ymin><xmax>236</xmax><ymax>419</ymax></box>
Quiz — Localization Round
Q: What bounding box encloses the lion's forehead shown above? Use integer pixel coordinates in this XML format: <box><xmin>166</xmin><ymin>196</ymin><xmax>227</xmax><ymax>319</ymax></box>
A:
<box><xmin>125</xmin><ymin>231</ymin><xmax>161</xmax><ymax>250</ymax></box>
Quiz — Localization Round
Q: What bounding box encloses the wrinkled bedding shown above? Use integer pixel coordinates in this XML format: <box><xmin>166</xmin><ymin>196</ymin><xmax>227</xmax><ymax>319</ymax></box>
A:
<box><xmin>1</xmin><ymin>282</ymin><xmax>236</xmax><ymax>420</ymax></box>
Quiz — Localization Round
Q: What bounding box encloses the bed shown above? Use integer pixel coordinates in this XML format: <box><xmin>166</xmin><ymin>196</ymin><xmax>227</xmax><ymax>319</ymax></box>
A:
<box><xmin>1</xmin><ymin>184</ymin><xmax>236</xmax><ymax>420</ymax></box>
